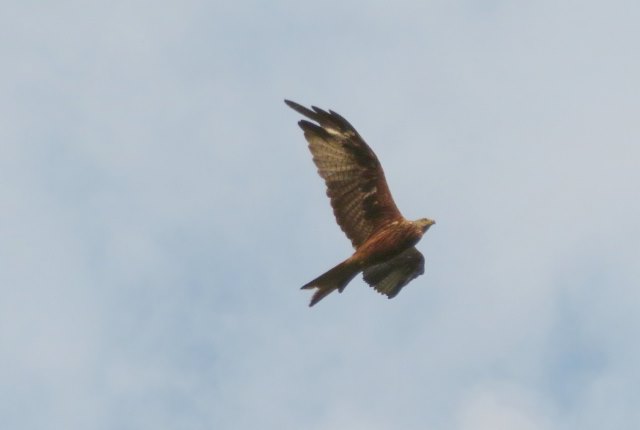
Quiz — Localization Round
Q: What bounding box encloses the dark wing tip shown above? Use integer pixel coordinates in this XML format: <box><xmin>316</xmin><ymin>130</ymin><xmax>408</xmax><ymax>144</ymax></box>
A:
<box><xmin>284</xmin><ymin>99</ymin><xmax>300</xmax><ymax>109</ymax></box>
<box><xmin>298</xmin><ymin>120</ymin><xmax>334</xmax><ymax>142</ymax></box>
<box><xmin>285</xmin><ymin>99</ymin><xmax>319</xmax><ymax>120</ymax></box>
<box><xmin>328</xmin><ymin>109</ymin><xmax>356</xmax><ymax>131</ymax></box>
<box><xmin>286</xmin><ymin>100</ymin><xmax>357</xmax><ymax>135</ymax></box>
<box><xmin>284</xmin><ymin>99</ymin><xmax>305</xmax><ymax>114</ymax></box>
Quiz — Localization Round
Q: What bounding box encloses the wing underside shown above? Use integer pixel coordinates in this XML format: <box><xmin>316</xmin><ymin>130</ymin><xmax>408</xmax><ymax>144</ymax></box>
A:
<box><xmin>285</xmin><ymin>100</ymin><xmax>403</xmax><ymax>247</ymax></box>
<box><xmin>362</xmin><ymin>247</ymin><xmax>425</xmax><ymax>298</ymax></box>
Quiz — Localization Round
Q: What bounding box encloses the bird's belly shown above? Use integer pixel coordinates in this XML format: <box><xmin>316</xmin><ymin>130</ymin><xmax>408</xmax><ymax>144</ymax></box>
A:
<box><xmin>353</xmin><ymin>225</ymin><xmax>420</xmax><ymax>266</ymax></box>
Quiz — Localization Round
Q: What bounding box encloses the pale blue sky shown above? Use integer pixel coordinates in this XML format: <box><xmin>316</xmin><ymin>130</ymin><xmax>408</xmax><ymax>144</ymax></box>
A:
<box><xmin>2</xmin><ymin>1</ymin><xmax>640</xmax><ymax>429</ymax></box>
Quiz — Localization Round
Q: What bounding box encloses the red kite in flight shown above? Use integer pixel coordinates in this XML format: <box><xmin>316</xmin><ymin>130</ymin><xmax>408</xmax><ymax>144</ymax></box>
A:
<box><xmin>286</xmin><ymin>100</ymin><xmax>435</xmax><ymax>306</ymax></box>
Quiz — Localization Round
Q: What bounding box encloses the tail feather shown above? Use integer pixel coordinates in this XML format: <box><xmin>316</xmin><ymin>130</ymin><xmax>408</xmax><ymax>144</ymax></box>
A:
<box><xmin>302</xmin><ymin>260</ymin><xmax>359</xmax><ymax>307</ymax></box>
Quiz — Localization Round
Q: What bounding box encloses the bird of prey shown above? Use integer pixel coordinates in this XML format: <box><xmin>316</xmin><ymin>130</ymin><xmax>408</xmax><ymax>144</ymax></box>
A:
<box><xmin>286</xmin><ymin>100</ymin><xmax>435</xmax><ymax>307</ymax></box>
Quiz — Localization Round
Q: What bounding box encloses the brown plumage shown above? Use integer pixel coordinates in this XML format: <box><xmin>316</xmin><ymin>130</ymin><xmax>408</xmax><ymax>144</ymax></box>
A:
<box><xmin>285</xmin><ymin>100</ymin><xmax>435</xmax><ymax>306</ymax></box>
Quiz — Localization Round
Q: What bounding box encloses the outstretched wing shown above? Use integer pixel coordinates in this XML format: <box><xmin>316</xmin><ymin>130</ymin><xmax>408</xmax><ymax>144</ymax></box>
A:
<box><xmin>362</xmin><ymin>247</ymin><xmax>425</xmax><ymax>298</ymax></box>
<box><xmin>285</xmin><ymin>100</ymin><xmax>404</xmax><ymax>248</ymax></box>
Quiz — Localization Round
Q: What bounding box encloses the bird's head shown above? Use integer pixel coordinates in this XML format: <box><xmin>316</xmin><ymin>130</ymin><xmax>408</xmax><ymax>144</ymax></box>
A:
<box><xmin>415</xmin><ymin>218</ymin><xmax>435</xmax><ymax>233</ymax></box>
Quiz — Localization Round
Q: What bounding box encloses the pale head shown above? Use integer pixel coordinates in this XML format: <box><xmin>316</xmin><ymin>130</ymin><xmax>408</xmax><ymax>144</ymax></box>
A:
<box><xmin>414</xmin><ymin>217</ymin><xmax>435</xmax><ymax>233</ymax></box>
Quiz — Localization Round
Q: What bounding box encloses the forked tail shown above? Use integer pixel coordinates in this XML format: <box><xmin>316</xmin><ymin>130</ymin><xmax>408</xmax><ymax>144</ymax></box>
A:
<box><xmin>302</xmin><ymin>260</ymin><xmax>359</xmax><ymax>307</ymax></box>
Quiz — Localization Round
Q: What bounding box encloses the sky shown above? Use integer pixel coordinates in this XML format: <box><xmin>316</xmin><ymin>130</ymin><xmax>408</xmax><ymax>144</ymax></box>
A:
<box><xmin>1</xmin><ymin>1</ymin><xmax>640</xmax><ymax>429</ymax></box>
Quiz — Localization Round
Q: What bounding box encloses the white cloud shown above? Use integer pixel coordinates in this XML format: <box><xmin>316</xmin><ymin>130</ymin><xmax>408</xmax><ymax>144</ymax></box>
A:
<box><xmin>456</xmin><ymin>383</ymin><xmax>552</xmax><ymax>430</ymax></box>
